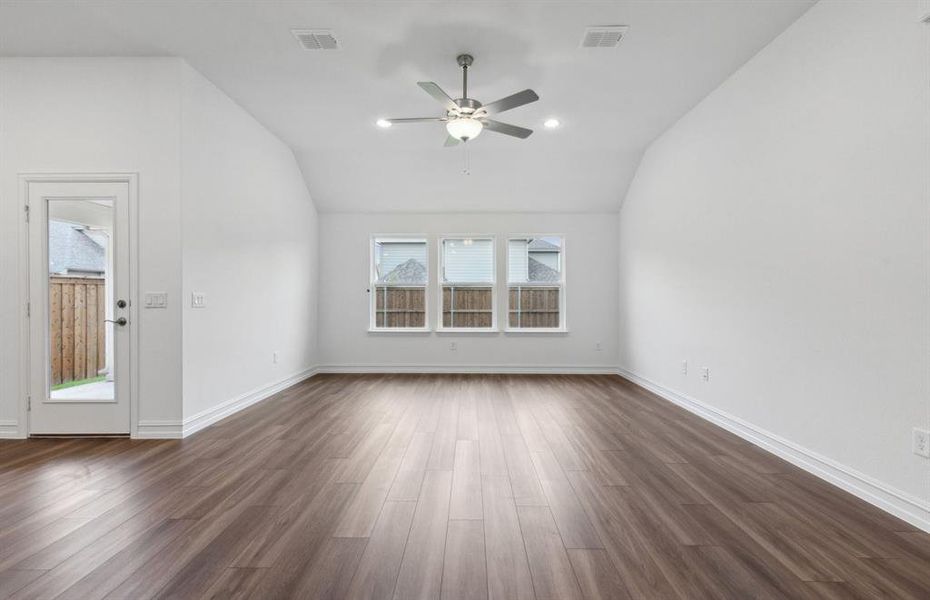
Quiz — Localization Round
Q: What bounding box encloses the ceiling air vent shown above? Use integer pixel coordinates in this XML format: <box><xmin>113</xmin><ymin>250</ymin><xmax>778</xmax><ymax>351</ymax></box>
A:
<box><xmin>581</xmin><ymin>26</ymin><xmax>628</xmax><ymax>48</ymax></box>
<box><xmin>292</xmin><ymin>29</ymin><xmax>339</xmax><ymax>51</ymax></box>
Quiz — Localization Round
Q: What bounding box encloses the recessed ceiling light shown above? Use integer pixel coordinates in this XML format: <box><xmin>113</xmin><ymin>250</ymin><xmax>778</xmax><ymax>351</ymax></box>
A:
<box><xmin>544</xmin><ymin>118</ymin><xmax>561</xmax><ymax>129</ymax></box>
<box><xmin>376</xmin><ymin>119</ymin><xmax>392</xmax><ymax>128</ymax></box>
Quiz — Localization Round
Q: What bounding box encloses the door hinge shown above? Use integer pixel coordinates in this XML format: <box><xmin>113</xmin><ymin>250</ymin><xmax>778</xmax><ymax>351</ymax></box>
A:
<box><xmin>24</xmin><ymin>204</ymin><xmax>29</xmax><ymax>223</ymax></box>
<box><xmin>25</xmin><ymin>301</ymin><xmax>30</xmax><ymax>318</ymax></box>
<box><xmin>27</xmin><ymin>396</ymin><xmax>31</xmax><ymax>412</ymax></box>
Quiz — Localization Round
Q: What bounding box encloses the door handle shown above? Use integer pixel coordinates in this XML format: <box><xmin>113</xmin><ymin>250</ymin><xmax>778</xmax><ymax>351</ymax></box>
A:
<box><xmin>105</xmin><ymin>317</ymin><xmax>128</xmax><ymax>326</ymax></box>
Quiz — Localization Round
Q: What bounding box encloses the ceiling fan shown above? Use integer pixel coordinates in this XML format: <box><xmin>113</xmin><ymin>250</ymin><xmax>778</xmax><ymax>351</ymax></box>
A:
<box><xmin>382</xmin><ymin>53</ymin><xmax>539</xmax><ymax>146</ymax></box>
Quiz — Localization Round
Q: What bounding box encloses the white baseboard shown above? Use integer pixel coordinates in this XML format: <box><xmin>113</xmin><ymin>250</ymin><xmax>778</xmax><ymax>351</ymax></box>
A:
<box><xmin>617</xmin><ymin>367</ymin><xmax>930</xmax><ymax>533</ymax></box>
<box><xmin>136</xmin><ymin>366</ymin><xmax>320</xmax><ymax>439</ymax></box>
<box><xmin>316</xmin><ymin>364</ymin><xmax>620</xmax><ymax>375</ymax></box>
<box><xmin>181</xmin><ymin>366</ymin><xmax>320</xmax><ymax>437</ymax></box>
<box><xmin>0</xmin><ymin>420</ymin><xmax>22</xmax><ymax>438</ymax></box>
<box><xmin>135</xmin><ymin>419</ymin><xmax>183</xmax><ymax>439</ymax></box>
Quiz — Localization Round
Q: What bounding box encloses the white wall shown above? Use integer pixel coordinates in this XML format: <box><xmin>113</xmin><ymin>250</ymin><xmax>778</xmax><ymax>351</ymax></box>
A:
<box><xmin>318</xmin><ymin>212</ymin><xmax>618</xmax><ymax>371</ymax></box>
<box><xmin>619</xmin><ymin>0</ymin><xmax>929</xmax><ymax>524</ymax></box>
<box><xmin>0</xmin><ymin>58</ymin><xmax>184</xmax><ymax>435</ymax></box>
<box><xmin>179</xmin><ymin>63</ymin><xmax>319</xmax><ymax>424</ymax></box>
<box><xmin>0</xmin><ymin>57</ymin><xmax>319</xmax><ymax>437</ymax></box>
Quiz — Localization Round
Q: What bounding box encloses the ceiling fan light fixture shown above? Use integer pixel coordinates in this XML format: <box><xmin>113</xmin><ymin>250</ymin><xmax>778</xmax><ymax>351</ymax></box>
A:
<box><xmin>446</xmin><ymin>117</ymin><xmax>483</xmax><ymax>141</ymax></box>
<box><xmin>383</xmin><ymin>54</ymin><xmax>538</xmax><ymax>146</ymax></box>
<box><xmin>376</xmin><ymin>118</ymin><xmax>392</xmax><ymax>128</ymax></box>
<box><xmin>544</xmin><ymin>118</ymin><xmax>561</xmax><ymax>129</ymax></box>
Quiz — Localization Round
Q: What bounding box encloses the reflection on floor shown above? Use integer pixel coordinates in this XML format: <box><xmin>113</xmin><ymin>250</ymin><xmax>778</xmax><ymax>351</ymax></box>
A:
<box><xmin>2</xmin><ymin>374</ymin><xmax>927</xmax><ymax>599</ymax></box>
<box><xmin>50</xmin><ymin>379</ymin><xmax>114</xmax><ymax>401</ymax></box>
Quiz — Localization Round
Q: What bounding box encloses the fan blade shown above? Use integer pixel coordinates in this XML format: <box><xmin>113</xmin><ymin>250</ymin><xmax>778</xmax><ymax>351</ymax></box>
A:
<box><xmin>483</xmin><ymin>119</ymin><xmax>533</xmax><ymax>139</ymax></box>
<box><xmin>481</xmin><ymin>89</ymin><xmax>539</xmax><ymax>114</ymax></box>
<box><xmin>444</xmin><ymin>135</ymin><xmax>460</xmax><ymax>147</ymax></box>
<box><xmin>385</xmin><ymin>117</ymin><xmax>446</xmax><ymax>124</ymax></box>
<box><xmin>417</xmin><ymin>82</ymin><xmax>458</xmax><ymax>111</ymax></box>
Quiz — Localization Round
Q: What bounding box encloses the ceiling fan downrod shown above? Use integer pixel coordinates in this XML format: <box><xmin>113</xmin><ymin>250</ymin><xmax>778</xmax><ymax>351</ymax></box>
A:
<box><xmin>457</xmin><ymin>53</ymin><xmax>473</xmax><ymax>100</ymax></box>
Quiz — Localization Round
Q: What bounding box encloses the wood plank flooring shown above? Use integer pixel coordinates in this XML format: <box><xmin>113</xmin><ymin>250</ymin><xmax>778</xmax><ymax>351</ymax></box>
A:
<box><xmin>1</xmin><ymin>374</ymin><xmax>928</xmax><ymax>599</ymax></box>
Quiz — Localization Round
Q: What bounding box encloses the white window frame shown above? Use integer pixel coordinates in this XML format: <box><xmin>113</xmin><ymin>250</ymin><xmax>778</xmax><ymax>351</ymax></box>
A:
<box><xmin>369</xmin><ymin>235</ymin><xmax>430</xmax><ymax>332</ymax></box>
<box><xmin>437</xmin><ymin>235</ymin><xmax>498</xmax><ymax>333</ymax></box>
<box><xmin>504</xmin><ymin>234</ymin><xmax>567</xmax><ymax>333</ymax></box>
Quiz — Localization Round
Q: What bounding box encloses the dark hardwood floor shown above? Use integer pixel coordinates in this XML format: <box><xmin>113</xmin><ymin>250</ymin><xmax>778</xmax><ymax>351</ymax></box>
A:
<box><xmin>1</xmin><ymin>374</ymin><xmax>928</xmax><ymax>599</ymax></box>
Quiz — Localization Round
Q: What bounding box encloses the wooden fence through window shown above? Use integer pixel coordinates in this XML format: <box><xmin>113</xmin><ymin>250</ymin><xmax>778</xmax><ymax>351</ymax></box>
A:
<box><xmin>374</xmin><ymin>286</ymin><xmax>426</xmax><ymax>328</ymax></box>
<box><xmin>443</xmin><ymin>286</ymin><xmax>493</xmax><ymax>328</ymax></box>
<box><xmin>49</xmin><ymin>276</ymin><xmax>107</xmax><ymax>385</ymax></box>
<box><xmin>509</xmin><ymin>286</ymin><xmax>561</xmax><ymax>328</ymax></box>
<box><xmin>372</xmin><ymin>284</ymin><xmax>560</xmax><ymax>329</ymax></box>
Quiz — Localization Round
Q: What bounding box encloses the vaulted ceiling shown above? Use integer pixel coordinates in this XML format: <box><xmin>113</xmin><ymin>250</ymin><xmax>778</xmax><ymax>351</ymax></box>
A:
<box><xmin>0</xmin><ymin>1</ymin><xmax>814</xmax><ymax>212</ymax></box>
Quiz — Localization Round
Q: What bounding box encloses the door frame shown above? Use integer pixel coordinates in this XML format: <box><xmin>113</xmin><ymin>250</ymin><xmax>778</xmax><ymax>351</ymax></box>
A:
<box><xmin>18</xmin><ymin>173</ymin><xmax>140</xmax><ymax>437</ymax></box>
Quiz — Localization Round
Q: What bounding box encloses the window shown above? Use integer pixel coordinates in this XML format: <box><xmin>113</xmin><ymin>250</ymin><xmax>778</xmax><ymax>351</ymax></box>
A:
<box><xmin>507</xmin><ymin>236</ymin><xmax>565</xmax><ymax>330</ymax></box>
<box><xmin>371</xmin><ymin>237</ymin><xmax>428</xmax><ymax>329</ymax></box>
<box><xmin>440</xmin><ymin>237</ymin><xmax>495</xmax><ymax>330</ymax></box>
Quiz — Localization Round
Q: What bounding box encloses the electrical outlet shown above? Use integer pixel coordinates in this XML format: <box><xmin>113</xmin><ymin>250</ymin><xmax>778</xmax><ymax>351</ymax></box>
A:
<box><xmin>681</xmin><ymin>360</ymin><xmax>688</xmax><ymax>375</ymax></box>
<box><xmin>273</xmin><ymin>351</ymin><xmax>279</xmax><ymax>364</ymax></box>
<box><xmin>449</xmin><ymin>342</ymin><xmax>457</xmax><ymax>351</ymax></box>
<box><xmin>914</xmin><ymin>428</ymin><xmax>930</xmax><ymax>458</ymax></box>
<box><xmin>595</xmin><ymin>341</ymin><xmax>602</xmax><ymax>351</ymax></box>
<box><xmin>701</xmin><ymin>367</ymin><xmax>710</xmax><ymax>382</ymax></box>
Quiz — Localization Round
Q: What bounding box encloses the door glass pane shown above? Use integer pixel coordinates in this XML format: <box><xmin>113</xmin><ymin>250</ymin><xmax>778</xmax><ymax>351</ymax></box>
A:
<box><xmin>47</xmin><ymin>199</ymin><xmax>115</xmax><ymax>401</ymax></box>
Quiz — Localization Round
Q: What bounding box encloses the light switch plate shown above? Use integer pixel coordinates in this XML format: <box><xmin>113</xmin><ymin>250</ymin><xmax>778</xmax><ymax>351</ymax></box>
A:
<box><xmin>191</xmin><ymin>292</ymin><xmax>206</xmax><ymax>309</ymax></box>
<box><xmin>144</xmin><ymin>292</ymin><xmax>167</xmax><ymax>308</ymax></box>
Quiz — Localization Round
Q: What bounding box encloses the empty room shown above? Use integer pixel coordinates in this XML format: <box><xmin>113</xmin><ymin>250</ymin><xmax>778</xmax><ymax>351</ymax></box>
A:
<box><xmin>0</xmin><ymin>0</ymin><xmax>928</xmax><ymax>598</ymax></box>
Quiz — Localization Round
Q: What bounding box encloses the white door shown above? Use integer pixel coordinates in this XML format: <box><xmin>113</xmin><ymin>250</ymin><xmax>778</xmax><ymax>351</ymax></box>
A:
<box><xmin>28</xmin><ymin>181</ymin><xmax>131</xmax><ymax>434</ymax></box>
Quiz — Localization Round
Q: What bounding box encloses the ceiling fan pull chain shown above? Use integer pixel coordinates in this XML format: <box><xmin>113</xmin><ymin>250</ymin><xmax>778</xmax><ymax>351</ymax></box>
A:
<box><xmin>462</xmin><ymin>142</ymin><xmax>471</xmax><ymax>175</ymax></box>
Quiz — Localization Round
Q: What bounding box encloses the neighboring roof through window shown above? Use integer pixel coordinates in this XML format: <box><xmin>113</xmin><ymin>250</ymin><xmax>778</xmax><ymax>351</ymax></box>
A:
<box><xmin>48</xmin><ymin>220</ymin><xmax>107</xmax><ymax>276</ymax></box>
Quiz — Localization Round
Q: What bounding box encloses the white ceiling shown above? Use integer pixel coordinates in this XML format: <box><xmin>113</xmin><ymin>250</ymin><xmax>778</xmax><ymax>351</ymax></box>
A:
<box><xmin>0</xmin><ymin>1</ymin><xmax>814</xmax><ymax>213</ymax></box>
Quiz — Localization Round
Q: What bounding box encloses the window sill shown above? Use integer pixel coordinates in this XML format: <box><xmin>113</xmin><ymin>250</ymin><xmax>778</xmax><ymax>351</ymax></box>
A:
<box><xmin>367</xmin><ymin>328</ymin><xmax>431</xmax><ymax>334</ymax></box>
<box><xmin>436</xmin><ymin>328</ymin><xmax>499</xmax><ymax>334</ymax></box>
<box><xmin>504</xmin><ymin>328</ymin><xmax>569</xmax><ymax>334</ymax></box>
